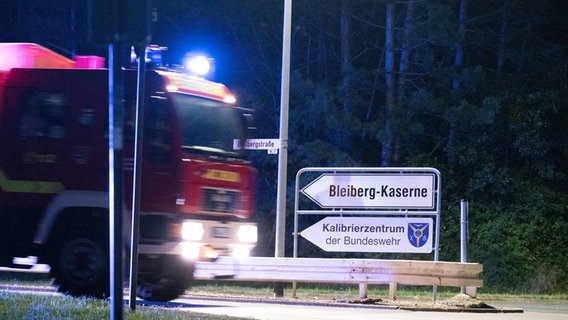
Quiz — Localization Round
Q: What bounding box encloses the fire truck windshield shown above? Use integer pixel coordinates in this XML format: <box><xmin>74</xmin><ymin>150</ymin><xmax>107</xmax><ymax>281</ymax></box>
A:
<box><xmin>172</xmin><ymin>93</ymin><xmax>246</xmax><ymax>159</ymax></box>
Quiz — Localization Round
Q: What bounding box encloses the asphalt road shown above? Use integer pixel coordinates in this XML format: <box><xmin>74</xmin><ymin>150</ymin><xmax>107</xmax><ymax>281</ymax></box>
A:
<box><xmin>150</xmin><ymin>295</ymin><xmax>568</xmax><ymax>320</ymax></box>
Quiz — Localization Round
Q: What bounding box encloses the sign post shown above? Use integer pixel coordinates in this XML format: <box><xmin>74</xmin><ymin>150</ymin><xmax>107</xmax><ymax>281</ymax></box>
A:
<box><xmin>293</xmin><ymin>167</ymin><xmax>441</xmax><ymax>299</ymax></box>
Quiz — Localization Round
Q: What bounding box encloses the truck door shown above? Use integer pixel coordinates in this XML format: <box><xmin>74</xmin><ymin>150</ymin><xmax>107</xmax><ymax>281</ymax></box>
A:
<box><xmin>142</xmin><ymin>95</ymin><xmax>178</xmax><ymax>213</ymax></box>
<box><xmin>123</xmin><ymin>92</ymin><xmax>178</xmax><ymax>214</ymax></box>
<box><xmin>11</xmin><ymin>90</ymin><xmax>69</xmax><ymax>204</ymax></box>
<box><xmin>65</xmin><ymin>71</ymin><xmax>108</xmax><ymax>191</ymax></box>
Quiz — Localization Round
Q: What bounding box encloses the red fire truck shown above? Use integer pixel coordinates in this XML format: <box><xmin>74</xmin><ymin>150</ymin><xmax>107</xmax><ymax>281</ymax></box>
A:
<box><xmin>0</xmin><ymin>43</ymin><xmax>257</xmax><ymax>301</ymax></box>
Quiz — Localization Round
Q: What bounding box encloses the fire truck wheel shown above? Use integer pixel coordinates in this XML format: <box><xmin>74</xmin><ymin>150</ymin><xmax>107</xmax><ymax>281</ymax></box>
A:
<box><xmin>50</xmin><ymin>234</ymin><xmax>109</xmax><ymax>298</ymax></box>
<box><xmin>136</xmin><ymin>257</ymin><xmax>195</xmax><ymax>302</ymax></box>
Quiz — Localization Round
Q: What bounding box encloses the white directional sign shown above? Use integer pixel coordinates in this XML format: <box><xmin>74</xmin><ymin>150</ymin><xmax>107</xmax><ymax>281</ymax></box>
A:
<box><xmin>300</xmin><ymin>216</ymin><xmax>433</xmax><ymax>253</ymax></box>
<box><xmin>233</xmin><ymin>139</ymin><xmax>280</xmax><ymax>154</ymax></box>
<box><xmin>301</xmin><ymin>173</ymin><xmax>435</xmax><ymax>209</ymax></box>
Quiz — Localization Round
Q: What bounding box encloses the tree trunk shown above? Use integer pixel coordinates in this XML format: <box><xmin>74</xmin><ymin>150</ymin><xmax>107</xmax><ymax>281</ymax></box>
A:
<box><xmin>393</xmin><ymin>0</ymin><xmax>416</xmax><ymax>165</ymax></box>
<box><xmin>397</xmin><ymin>0</ymin><xmax>415</xmax><ymax>102</ymax></box>
<box><xmin>340</xmin><ymin>0</ymin><xmax>352</xmax><ymax>114</ymax></box>
<box><xmin>496</xmin><ymin>0</ymin><xmax>509</xmax><ymax>82</ymax></box>
<box><xmin>448</xmin><ymin>0</ymin><xmax>467</xmax><ymax>164</ymax></box>
<box><xmin>381</xmin><ymin>0</ymin><xmax>395</xmax><ymax>167</ymax></box>
<box><xmin>452</xmin><ymin>0</ymin><xmax>466</xmax><ymax>90</ymax></box>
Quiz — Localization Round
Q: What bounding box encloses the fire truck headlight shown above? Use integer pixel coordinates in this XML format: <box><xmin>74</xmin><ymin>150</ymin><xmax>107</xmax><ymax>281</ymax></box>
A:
<box><xmin>237</xmin><ymin>225</ymin><xmax>257</xmax><ymax>243</ymax></box>
<box><xmin>181</xmin><ymin>222</ymin><xmax>205</xmax><ymax>241</ymax></box>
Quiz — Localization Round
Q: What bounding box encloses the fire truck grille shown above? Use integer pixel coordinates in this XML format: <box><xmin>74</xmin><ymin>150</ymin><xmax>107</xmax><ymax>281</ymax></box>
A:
<box><xmin>201</xmin><ymin>188</ymin><xmax>239</xmax><ymax>214</ymax></box>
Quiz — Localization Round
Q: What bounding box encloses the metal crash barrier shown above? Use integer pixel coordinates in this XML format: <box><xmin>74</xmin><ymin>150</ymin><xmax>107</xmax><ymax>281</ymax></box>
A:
<box><xmin>195</xmin><ymin>257</ymin><xmax>483</xmax><ymax>300</ymax></box>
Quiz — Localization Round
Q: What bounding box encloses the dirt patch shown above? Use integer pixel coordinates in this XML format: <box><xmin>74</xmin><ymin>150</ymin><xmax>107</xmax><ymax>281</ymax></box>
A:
<box><xmin>188</xmin><ymin>290</ymin><xmax>524</xmax><ymax>313</ymax></box>
<box><xmin>349</xmin><ymin>293</ymin><xmax>522</xmax><ymax>312</ymax></box>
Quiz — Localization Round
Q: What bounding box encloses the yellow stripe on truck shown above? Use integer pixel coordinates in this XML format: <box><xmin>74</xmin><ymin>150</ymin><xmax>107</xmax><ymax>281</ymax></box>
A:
<box><xmin>201</xmin><ymin>169</ymin><xmax>240</xmax><ymax>183</ymax></box>
<box><xmin>0</xmin><ymin>168</ymin><xmax>64</xmax><ymax>194</ymax></box>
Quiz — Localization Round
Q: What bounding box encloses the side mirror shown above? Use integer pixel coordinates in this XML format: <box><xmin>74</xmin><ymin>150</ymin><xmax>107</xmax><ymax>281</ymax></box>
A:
<box><xmin>241</xmin><ymin>113</ymin><xmax>256</xmax><ymax>138</ymax></box>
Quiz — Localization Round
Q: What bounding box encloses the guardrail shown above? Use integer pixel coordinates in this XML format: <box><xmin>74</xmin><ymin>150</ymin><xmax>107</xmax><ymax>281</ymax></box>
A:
<box><xmin>195</xmin><ymin>257</ymin><xmax>483</xmax><ymax>300</ymax></box>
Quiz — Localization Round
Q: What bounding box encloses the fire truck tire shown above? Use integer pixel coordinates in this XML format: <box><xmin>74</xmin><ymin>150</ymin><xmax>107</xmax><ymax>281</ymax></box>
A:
<box><xmin>50</xmin><ymin>233</ymin><xmax>109</xmax><ymax>299</ymax></box>
<box><xmin>136</xmin><ymin>257</ymin><xmax>195</xmax><ymax>302</ymax></box>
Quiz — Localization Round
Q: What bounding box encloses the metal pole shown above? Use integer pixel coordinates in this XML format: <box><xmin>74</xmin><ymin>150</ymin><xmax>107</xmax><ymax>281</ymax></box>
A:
<box><xmin>128</xmin><ymin>45</ymin><xmax>146</xmax><ymax>311</ymax></box>
<box><xmin>433</xmin><ymin>172</ymin><xmax>441</xmax><ymax>301</ymax></box>
<box><xmin>109</xmin><ymin>42</ymin><xmax>124</xmax><ymax>320</ymax></box>
<box><xmin>460</xmin><ymin>199</ymin><xmax>468</xmax><ymax>293</ymax></box>
<box><xmin>274</xmin><ymin>0</ymin><xmax>292</xmax><ymax>297</ymax></box>
<box><xmin>460</xmin><ymin>199</ymin><xmax>468</xmax><ymax>263</ymax></box>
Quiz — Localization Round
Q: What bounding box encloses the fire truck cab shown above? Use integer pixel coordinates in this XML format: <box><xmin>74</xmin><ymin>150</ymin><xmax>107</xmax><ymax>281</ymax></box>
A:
<box><xmin>0</xmin><ymin>43</ymin><xmax>257</xmax><ymax>301</ymax></box>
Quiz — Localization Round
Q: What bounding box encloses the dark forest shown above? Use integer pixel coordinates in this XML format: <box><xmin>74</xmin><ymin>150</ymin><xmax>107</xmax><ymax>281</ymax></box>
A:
<box><xmin>1</xmin><ymin>0</ymin><xmax>567</xmax><ymax>293</ymax></box>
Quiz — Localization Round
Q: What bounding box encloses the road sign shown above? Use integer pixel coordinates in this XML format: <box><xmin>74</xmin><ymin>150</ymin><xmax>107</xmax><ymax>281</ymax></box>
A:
<box><xmin>233</xmin><ymin>139</ymin><xmax>280</xmax><ymax>154</ymax></box>
<box><xmin>301</xmin><ymin>173</ymin><xmax>435</xmax><ymax>209</ymax></box>
<box><xmin>300</xmin><ymin>216</ymin><xmax>433</xmax><ymax>253</ymax></box>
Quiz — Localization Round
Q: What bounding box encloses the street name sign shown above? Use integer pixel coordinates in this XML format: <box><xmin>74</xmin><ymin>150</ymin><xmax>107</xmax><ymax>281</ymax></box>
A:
<box><xmin>233</xmin><ymin>138</ymin><xmax>280</xmax><ymax>154</ymax></box>
<box><xmin>301</xmin><ymin>173</ymin><xmax>435</xmax><ymax>209</ymax></box>
<box><xmin>300</xmin><ymin>216</ymin><xmax>433</xmax><ymax>253</ymax></box>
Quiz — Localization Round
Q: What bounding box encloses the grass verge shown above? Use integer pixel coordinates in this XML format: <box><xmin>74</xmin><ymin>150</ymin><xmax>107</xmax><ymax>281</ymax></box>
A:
<box><xmin>0</xmin><ymin>291</ymin><xmax>249</xmax><ymax>320</ymax></box>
